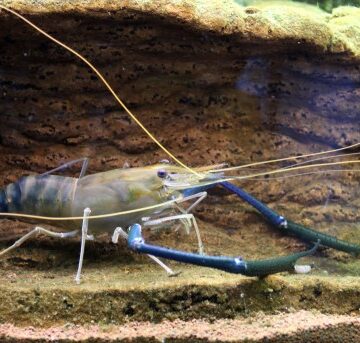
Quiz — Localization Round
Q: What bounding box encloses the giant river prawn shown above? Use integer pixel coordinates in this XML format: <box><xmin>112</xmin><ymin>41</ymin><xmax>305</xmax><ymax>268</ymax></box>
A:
<box><xmin>0</xmin><ymin>5</ymin><xmax>359</xmax><ymax>284</ymax></box>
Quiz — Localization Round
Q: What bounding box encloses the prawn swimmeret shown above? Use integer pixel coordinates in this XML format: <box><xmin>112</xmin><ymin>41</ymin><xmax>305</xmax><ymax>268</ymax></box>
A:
<box><xmin>0</xmin><ymin>6</ymin><xmax>359</xmax><ymax>284</ymax></box>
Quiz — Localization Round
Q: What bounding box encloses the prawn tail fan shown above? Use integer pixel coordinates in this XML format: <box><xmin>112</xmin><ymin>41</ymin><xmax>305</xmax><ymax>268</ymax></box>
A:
<box><xmin>0</xmin><ymin>180</ymin><xmax>22</xmax><ymax>213</ymax></box>
<box><xmin>0</xmin><ymin>176</ymin><xmax>42</xmax><ymax>215</ymax></box>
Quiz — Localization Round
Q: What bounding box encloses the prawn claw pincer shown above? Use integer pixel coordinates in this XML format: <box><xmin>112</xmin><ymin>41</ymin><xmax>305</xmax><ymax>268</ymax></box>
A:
<box><xmin>127</xmin><ymin>223</ymin><xmax>319</xmax><ymax>277</ymax></box>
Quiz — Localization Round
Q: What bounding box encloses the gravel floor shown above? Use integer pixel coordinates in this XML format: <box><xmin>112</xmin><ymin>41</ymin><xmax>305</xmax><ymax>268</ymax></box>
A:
<box><xmin>0</xmin><ymin>310</ymin><xmax>359</xmax><ymax>342</ymax></box>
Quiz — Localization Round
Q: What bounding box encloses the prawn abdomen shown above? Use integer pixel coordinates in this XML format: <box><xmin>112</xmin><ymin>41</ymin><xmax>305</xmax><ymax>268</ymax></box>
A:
<box><xmin>1</xmin><ymin>175</ymin><xmax>77</xmax><ymax>218</ymax></box>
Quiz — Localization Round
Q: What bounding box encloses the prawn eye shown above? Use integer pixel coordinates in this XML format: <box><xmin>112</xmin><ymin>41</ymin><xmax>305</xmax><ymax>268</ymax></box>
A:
<box><xmin>157</xmin><ymin>169</ymin><xmax>167</xmax><ymax>178</ymax></box>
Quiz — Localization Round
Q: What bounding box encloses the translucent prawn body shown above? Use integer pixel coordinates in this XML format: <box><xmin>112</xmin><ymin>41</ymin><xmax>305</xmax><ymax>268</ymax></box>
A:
<box><xmin>0</xmin><ymin>163</ymin><xmax>221</xmax><ymax>233</ymax></box>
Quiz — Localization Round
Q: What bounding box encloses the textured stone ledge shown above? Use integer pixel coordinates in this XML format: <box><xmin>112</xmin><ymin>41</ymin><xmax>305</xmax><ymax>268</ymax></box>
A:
<box><xmin>2</xmin><ymin>0</ymin><xmax>360</xmax><ymax>57</ymax></box>
<box><xmin>0</xmin><ymin>262</ymin><xmax>359</xmax><ymax>326</ymax></box>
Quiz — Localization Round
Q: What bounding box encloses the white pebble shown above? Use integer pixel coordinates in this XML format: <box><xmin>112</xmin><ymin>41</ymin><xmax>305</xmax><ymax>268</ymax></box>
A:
<box><xmin>294</xmin><ymin>265</ymin><xmax>312</xmax><ymax>274</ymax></box>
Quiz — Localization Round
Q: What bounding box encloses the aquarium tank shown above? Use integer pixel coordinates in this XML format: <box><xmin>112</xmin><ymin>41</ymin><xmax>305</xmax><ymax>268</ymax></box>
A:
<box><xmin>0</xmin><ymin>0</ymin><xmax>359</xmax><ymax>342</ymax></box>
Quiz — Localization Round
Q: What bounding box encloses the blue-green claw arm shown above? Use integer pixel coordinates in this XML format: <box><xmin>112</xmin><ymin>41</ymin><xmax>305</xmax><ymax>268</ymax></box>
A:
<box><xmin>128</xmin><ymin>224</ymin><xmax>319</xmax><ymax>276</ymax></box>
<box><xmin>221</xmin><ymin>181</ymin><xmax>287</xmax><ymax>227</ymax></box>
<box><xmin>221</xmin><ymin>181</ymin><xmax>360</xmax><ymax>256</ymax></box>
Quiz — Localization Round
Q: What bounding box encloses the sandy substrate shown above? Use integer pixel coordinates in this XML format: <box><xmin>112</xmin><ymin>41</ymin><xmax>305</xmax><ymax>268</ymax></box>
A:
<box><xmin>0</xmin><ymin>310</ymin><xmax>359</xmax><ymax>342</ymax></box>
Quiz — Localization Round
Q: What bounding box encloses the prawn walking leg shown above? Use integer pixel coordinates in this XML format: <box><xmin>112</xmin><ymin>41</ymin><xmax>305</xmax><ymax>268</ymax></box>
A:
<box><xmin>75</xmin><ymin>207</ymin><xmax>91</xmax><ymax>284</ymax></box>
<box><xmin>176</xmin><ymin>191</ymin><xmax>207</xmax><ymax>214</ymax></box>
<box><xmin>112</xmin><ymin>227</ymin><xmax>178</xmax><ymax>276</ymax></box>
<box><xmin>143</xmin><ymin>191</ymin><xmax>207</xmax><ymax>254</ymax></box>
<box><xmin>175</xmin><ymin>191</ymin><xmax>207</xmax><ymax>254</ymax></box>
<box><xmin>0</xmin><ymin>228</ymin><xmax>78</xmax><ymax>258</ymax></box>
<box><xmin>174</xmin><ymin>191</ymin><xmax>207</xmax><ymax>230</ymax></box>
<box><xmin>144</xmin><ymin>213</ymin><xmax>204</xmax><ymax>255</ymax></box>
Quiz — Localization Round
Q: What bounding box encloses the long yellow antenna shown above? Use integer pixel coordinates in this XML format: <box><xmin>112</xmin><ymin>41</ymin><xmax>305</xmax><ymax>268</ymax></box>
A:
<box><xmin>226</xmin><ymin>160</ymin><xmax>360</xmax><ymax>181</ymax></box>
<box><xmin>210</xmin><ymin>151</ymin><xmax>360</xmax><ymax>176</ymax></box>
<box><xmin>171</xmin><ymin>160</ymin><xmax>360</xmax><ymax>190</ymax></box>
<box><xmin>0</xmin><ymin>160</ymin><xmax>359</xmax><ymax>221</ymax></box>
<box><xmin>239</xmin><ymin>169</ymin><xmax>360</xmax><ymax>182</ymax></box>
<box><xmin>163</xmin><ymin>159</ymin><xmax>360</xmax><ymax>190</ymax></box>
<box><xmin>0</xmin><ymin>197</ymin><xmax>180</xmax><ymax>221</ymax></box>
<box><xmin>0</xmin><ymin>5</ymin><xmax>201</xmax><ymax>177</ymax></box>
<box><xmin>211</xmin><ymin>142</ymin><xmax>360</xmax><ymax>173</ymax></box>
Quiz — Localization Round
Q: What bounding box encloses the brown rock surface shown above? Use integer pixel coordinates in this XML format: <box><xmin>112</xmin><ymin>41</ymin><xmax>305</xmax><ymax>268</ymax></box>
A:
<box><xmin>0</xmin><ymin>0</ymin><xmax>360</xmax><ymax>341</ymax></box>
<box><xmin>0</xmin><ymin>310</ymin><xmax>359</xmax><ymax>342</ymax></box>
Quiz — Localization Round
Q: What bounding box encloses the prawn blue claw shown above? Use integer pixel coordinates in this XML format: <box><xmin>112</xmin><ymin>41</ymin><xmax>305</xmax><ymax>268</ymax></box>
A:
<box><xmin>127</xmin><ymin>180</ymin><xmax>359</xmax><ymax>276</ymax></box>
<box><xmin>128</xmin><ymin>223</ymin><xmax>319</xmax><ymax>276</ymax></box>
<box><xmin>220</xmin><ymin>181</ymin><xmax>360</xmax><ymax>256</ymax></box>
<box><xmin>220</xmin><ymin>181</ymin><xmax>287</xmax><ymax>227</ymax></box>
